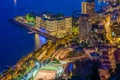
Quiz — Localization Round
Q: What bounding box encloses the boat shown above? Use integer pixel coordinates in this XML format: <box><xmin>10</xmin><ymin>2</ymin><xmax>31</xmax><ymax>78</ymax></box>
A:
<box><xmin>28</xmin><ymin>31</ymin><xmax>36</xmax><ymax>34</ymax></box>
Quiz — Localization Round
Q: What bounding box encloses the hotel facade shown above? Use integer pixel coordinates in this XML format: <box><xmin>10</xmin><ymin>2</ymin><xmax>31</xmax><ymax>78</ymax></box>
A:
<box><xmin>35</xmin><ymin>13</ymin><xmax>72</xmax><ymax>37</ymax></box>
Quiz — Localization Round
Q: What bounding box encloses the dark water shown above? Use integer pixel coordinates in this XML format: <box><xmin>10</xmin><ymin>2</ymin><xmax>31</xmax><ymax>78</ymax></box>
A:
<box><xmin>0</xmin><ymin>0</ymin><xmax>82</xmax><ymax>72</ymax></box>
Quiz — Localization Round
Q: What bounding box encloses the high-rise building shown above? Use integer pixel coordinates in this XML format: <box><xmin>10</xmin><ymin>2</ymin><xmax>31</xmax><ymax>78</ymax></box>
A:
<box><xmin>79</xmin><ymin>1</ymin><xmax>95</xmax><ymax>41</ymax></box>
<box><xmin>79</xmin><ymin>14</ymin><xmax>90</xmax><ymax>41</ymax></box>
<box><xmin>35</xmin><ymin>13</ymin><xmax>72</xmax><ymax>37</ymax></box>
<box><xmin>99</xmin><ymin>47</ymin><xmax>116</xmax><ymax>80</ymax></box>
<box><xmin>81</xmin><ymin>1</ymin><xmax>95</xmax><ymax>16</ymax></box>
<box><xmin>36</xmin><ymin>16</ymin><xmax>41</xmax><ymax>27</ymax></box>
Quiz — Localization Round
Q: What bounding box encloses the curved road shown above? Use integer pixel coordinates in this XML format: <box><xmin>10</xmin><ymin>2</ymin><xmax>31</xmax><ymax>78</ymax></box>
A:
<box><xmin>103</xmin><ymin>14</ymin><xmax>116</xmax><ymax>46</ymax></box>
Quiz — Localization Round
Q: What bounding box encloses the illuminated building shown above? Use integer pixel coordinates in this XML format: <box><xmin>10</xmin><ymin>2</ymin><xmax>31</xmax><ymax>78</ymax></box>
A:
<box><xmin>112</xmin><ymin>24</ymin><xmax>120</xmax><ymax>36</ymax></box>
<box><xmin>114</xmin><ymin>49</ymin><xmax>120</xmax><ymax>63</ymax></box>
<box><xmin>79</xmin><ymin>14</ymin><xmax>90</xmax><ymax>41</ymax></box>
<box><xmin>79</xmin><ymin>1</ymin><xmax>97</xmax><ymax>41</ymax></box>
<box><xmin>117</xmin><ymin>15</ymin><xmax>120</xmax><ymax>23</ymax></box>
<box><xmin>99</xmin><ymin>65</ymin><xmax>110</xmax><ymax>80</ymax></box>
<box><xmin>111</xmin><ymin>22</ymin><xmax>120</xmax><ymax>37</ymax></box>
<box><xmin>92</xmin><ymin>21</ymin><xmax>105</xmax><ymax>34</ymax></box>
<box><xmin>111</xmin><ymin>22</ymin><xmax>120</xmax><ymax>44</ymax></box>
<box><xmin>36</xmin><ymin>16</ymin><xmax>41</xmax><ymax>28</ymax></box>
<box><xmin>81</xmin><ymin>1</ymin><xmax>95</xmax><ymax>16</ymax></box>
<box><xmin>108</xmin><ymin>48</ymin><xmax>116</xmax><ymax>69</ymax></box>
<box><xmin>101</xmin><ymin>48</ymin><xmax>116</xmax><ymax>69</ymax></box>
<box><xmin>65</xmin><ymin>17</ymin><xmax>72</xmax><ymax>29</ymax></box>
<box><xmin>40</xmin><ymin>18</ymin><xmax>47</xmax><ymax>29</ymax></box>
<box><xmin>99</xmin><ymin>48</ymin><xmax>116</xmax><ymax>80</ymax></box>
<box><xmin>46</xmin><ymin>20</ymin><xmax>57</xmax><ymax>32</ymax></box>
<box><xmin>99</xmin><ymin>51</ymin><xmax>110</xmax><ymax>80</ymax></box>
<box><xmin>35</xmin><ymin>13</ymin><xmax>72</xmax><ymax>37</ymax></box>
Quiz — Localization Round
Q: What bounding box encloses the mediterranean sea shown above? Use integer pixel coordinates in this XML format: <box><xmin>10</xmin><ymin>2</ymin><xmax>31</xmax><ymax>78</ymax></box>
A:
<box><xmin>0</xmin><ymin>0</ymin><xmax>83</xmax><ymax>72</ymax></box>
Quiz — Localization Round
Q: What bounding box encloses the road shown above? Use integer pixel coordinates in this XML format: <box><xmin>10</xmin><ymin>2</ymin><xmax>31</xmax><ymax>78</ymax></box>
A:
<box><xmin>103</xmin><ymin>14</ymin><xmax>116</xmax><ymax>46</ymax></box>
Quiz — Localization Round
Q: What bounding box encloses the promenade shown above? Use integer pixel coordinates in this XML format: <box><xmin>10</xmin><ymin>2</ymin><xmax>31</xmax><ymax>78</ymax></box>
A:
<box><xmin>9</xmin><ymin>18</ymin><xmax>58</xmax><ymax>41</ymax></box>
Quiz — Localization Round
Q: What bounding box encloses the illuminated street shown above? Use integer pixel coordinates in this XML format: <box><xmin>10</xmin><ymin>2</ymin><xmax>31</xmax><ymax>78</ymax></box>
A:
<box><xmin>103</xmin><ymin>15</ymin><xmax>116</xmax><ymax>45</ymax></box>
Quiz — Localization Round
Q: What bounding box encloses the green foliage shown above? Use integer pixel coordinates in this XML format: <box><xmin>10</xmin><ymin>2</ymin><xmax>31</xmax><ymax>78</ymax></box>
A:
<box><xmin>72</xmin><ymin>26</ymin><xmax>79</xmax><ymax>35</ymax></box>
<box><xmin>53</xmin><ymin>58</ymin><xmax>60</xmax><ymax>63</ymax></box>
<box><xmin>25</xmin><ymin>14</ymin><xmax>35</xmax><ymax>22</ymax></box>
<box><xmin>68</xmin><ymin>51</ymin><xmax>75</xmax><ymax>58</ymax></box>
<box><xmin>56</xmin><ymin>13</ymin><xmax>64</xmax><ymax>17</ymax></box>
<box><xmin>80</xmin><ymin>41</ymin><xmax>89</xmax><ymax>48</ymax></box>
<box><xmin>12</xmin><ymin>77</ymin><xmax>21</xmax><ymax>80</ymax></box>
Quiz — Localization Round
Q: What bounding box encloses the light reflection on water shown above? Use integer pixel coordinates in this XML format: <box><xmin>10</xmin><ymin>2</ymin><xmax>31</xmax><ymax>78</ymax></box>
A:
<box><xmin>35</xmin><ymin>34</ymin><xmax>40</xmax><ymax>49</ymax></box>
<box><xmin>34</xmin><ymin>34</ymin><xmax>47</xmax><ymax>50</ymax></box>
<box><xmin>14</xmin><ymin>0</ymin><xmax>17</xmax><ymax>7</ymax></box>
<box><xmin>0</xmin><ymin>0</ymin><xmax>82</xmax><ymax>72</ymax></box>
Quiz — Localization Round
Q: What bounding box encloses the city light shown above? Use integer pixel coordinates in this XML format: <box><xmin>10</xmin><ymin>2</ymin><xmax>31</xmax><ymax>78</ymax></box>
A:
<box><xmin>1</xmin><ymin>0</ymin><xmax>120</xmax><ymax>80</ymax></box>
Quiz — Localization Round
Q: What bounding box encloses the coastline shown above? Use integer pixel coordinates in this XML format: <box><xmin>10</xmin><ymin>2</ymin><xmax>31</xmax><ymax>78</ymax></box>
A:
<box><xmin>0</xmin><ymin>16</ymin><xmax>75</xmax><ymax>79</ymax></box>
<box><xmin>0</xmin><ymin>0</ymin><xmax>82</xmax><ymax>74</ymax></box>
<box><xmin>9</xmin><ymin>18</ymin><xmax>58</xmax><ymax>41</ymax></box>
<box><xmin>1</xmin><ymin>8</ymin><xmax>79</xmax><ymax>79</ymax></box>
<box><xmin>0</xmin><ymin>30</ymin><xmax>74</xmax><ymax>79</ymax></box>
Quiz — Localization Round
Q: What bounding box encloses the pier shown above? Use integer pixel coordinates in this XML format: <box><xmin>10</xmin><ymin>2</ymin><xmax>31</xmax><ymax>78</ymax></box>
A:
<box><xmin>9</xmin><ymin>18</ymin><xmax>58</xmax><ymax>41</ymax></box>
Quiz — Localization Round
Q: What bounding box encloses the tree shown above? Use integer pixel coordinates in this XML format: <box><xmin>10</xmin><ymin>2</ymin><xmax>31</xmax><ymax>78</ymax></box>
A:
<box><xmin>0</xmin><ymin>74</ymin><xmax>2</xmax><ymax>78</ymax></box>
<box><xmin>56</xmin><ymin>13</ymin><xmax>64</xmax><ymax>18</ymax></box>
<box><xmin>25</xmin><ymin>14</ymin><xmax>35</xmax><ymax>22</ymax></box>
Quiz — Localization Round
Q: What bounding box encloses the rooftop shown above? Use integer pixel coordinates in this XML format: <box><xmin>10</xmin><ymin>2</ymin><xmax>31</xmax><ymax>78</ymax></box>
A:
<box><xmin>83</xmin><ymin>0</ymin><xmax>94</xmax><ymax>2</ymax></box>
<box><xmin>90</xmin><ymin>52</ymin><xmax>100</xmax><ymax>57</ymax></box>
<box><xmin>100</xmin><ymin>65</ymin><xmax>111</xmax><ymax>70</ymax></box>
<box><xmin>36</xmin><ymin>12</ymin><xmax>71</xmax><ymax>21</ymax></box>
<box><xmin>80</xmin><ymin>14</ymin><xmax>90</xmax><ymax>17</ymax></box>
